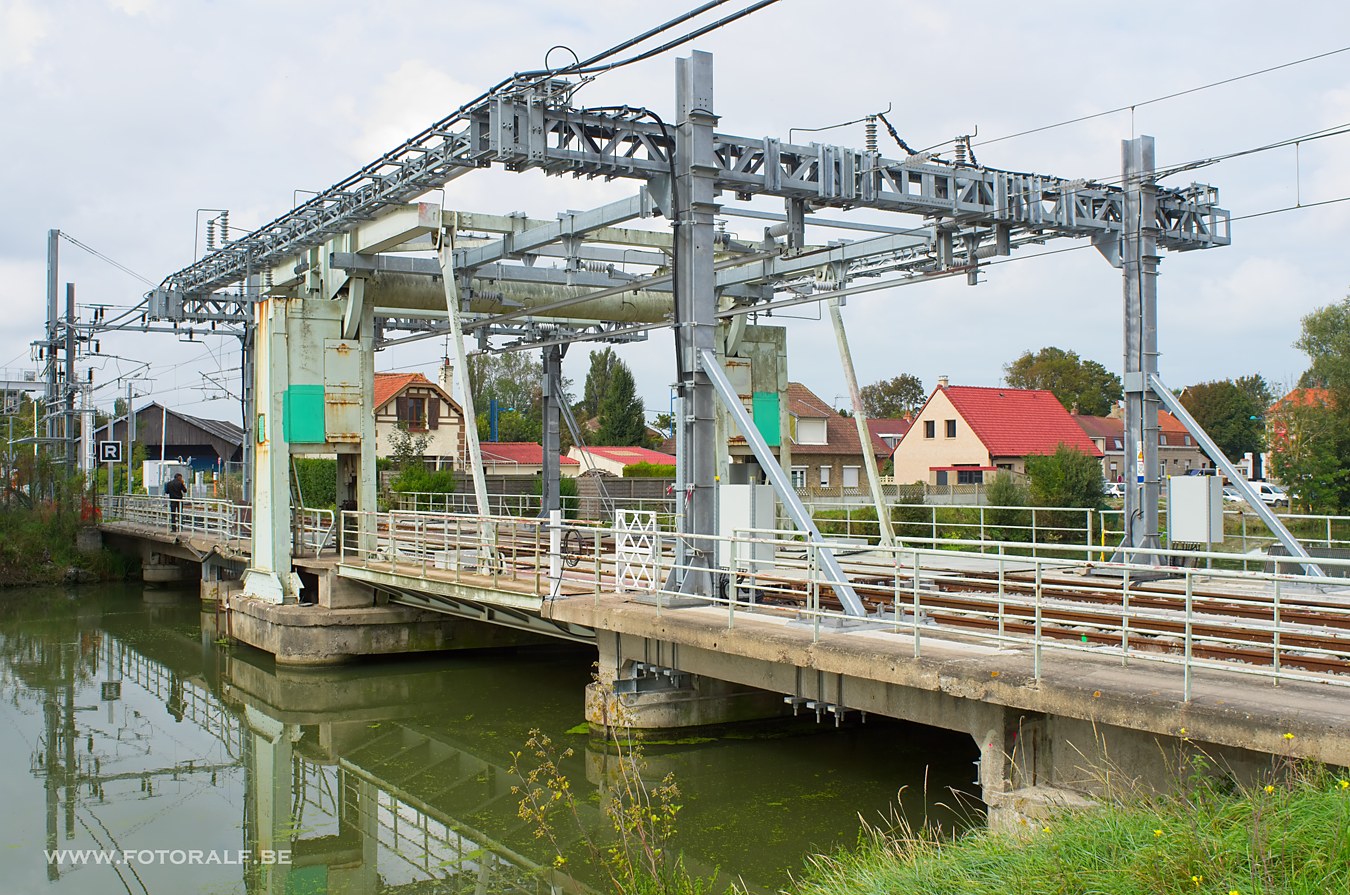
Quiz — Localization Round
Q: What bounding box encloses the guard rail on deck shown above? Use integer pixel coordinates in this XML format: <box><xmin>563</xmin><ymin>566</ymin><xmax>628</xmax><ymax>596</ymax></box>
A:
<box><xmin>345</xmin><ymin>508</ymin><xmax>1350</xmax><ymax>699</ymax></box>
<box><xmin>98</xmin><ymin>495</ymin><xmax>337</xmax><ymax>557</ymax></box>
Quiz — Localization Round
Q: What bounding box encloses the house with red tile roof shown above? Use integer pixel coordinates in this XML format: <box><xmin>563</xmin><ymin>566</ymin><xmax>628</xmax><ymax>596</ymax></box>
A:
<box><xmin>373</xmin><ymin>370</ymin><xmax>464</xmax><ymax>469</ymax></box>
<box><xmin>480</xmin><ymin>441</ymin><xmax>581</xmax><ymax>476</ymax></box>
<box><xmin>782</xmin><ymin>383</ymin><xmax>895</xmax><ymax>493</ymax></box>
<box><xmin>1267</xmin><ymin>387</ymin><xmax>1335</xmax><ymax>469</ymax></box>
<box><xmin>1074</xmin><ymin>410</ymin><xmax>1208</xmax><ymax>482</ymax></box>
<box><xmin>892</xmin><ymin>382</ymin><xmax>1102</xmax><ymax>486</ymax></box>
<box><xmin>567</xmin><ymin>445</ymin><xmax>676</xmax><ymax>476</ymax></box>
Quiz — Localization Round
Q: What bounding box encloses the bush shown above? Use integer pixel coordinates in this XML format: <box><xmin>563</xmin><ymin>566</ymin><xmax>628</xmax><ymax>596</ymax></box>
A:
<box><xmin>292</xmin><ymin>458</ymin><xmax>337</xmax><ymax>508</ymax></box>
<box><xmin>390</xmin><ymin>465</ymin><xmax>456</xmax><ymax>494</ymax></box>
<box><xmin>984</xmin><ymin>472</ymin><xmax>1032</xmax><ymax>543</ymax></box>
<box><xmin>1025</xmin><ymin>444</ymin><xmax>1105</xmax><ymax>542</ymax></box>
<box><xmin>623</xmin><ymin>462</ymin><xmax>677</xmax><ymax>478</ymax></box>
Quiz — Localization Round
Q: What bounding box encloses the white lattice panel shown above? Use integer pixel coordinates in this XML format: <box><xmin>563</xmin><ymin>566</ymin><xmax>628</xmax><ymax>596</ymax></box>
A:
<box><xmin>615</xmin><ymin>509</ymin><xmax>658</xmax><ymax>593</ymax></box>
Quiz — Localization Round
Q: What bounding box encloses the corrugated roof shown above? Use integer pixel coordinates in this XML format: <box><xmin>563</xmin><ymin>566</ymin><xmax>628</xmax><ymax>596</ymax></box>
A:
<box><xmin>480</xmin><ymin>442</ymin><xmax>579</xmax><ymax>466</ymax></box>
<box><xmin>938</xmin><ymin>386</ymin><xmax>1102</xmax><ymax>458</ymax></box>
<box><xmin>572</xmin><ymin>446</ymin><xmax>676</xmax><ymax>465</ymax></box>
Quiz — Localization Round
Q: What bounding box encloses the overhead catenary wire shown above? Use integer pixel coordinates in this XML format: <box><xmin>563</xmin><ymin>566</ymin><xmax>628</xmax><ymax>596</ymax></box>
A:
<box><xmin>976</xmin><ymin>43</ymin><xmax>1350</xmax><ymax>148</ymax></box>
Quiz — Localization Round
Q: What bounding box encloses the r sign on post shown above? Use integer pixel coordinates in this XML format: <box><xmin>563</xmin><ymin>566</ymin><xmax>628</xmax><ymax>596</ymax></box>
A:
<box><xmin>1135</xmin><ymin>441</ymin><xmax>1145</xmax><ymax>484</ymax></box>
<box><xmin>98</xmin><ymin>441</ymin><xmax>122</xmax><ymax>501</ymax></box>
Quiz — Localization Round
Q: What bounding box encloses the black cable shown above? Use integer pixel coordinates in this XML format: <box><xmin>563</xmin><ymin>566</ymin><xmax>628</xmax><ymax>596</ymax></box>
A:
<box><xmin>875</xmin><ymin>112</ymin><xmax>917</xmax><ymax>155</ymax></box>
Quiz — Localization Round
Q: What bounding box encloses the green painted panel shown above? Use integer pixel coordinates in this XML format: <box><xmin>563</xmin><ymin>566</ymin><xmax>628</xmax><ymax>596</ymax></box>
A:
<box><xmin>752</xmin><ymin>391</ymin><xmax>780</xmax><ymax>447</ymax></box>
<box><xmin>284</xmin><ymin>863</ymin><xmax>328</xmax><ymax>894</ymax></box>
<box><xmin>283</xmin><ymin>385</ymin><xmax>326</xmax><ymax>444</ymax></box>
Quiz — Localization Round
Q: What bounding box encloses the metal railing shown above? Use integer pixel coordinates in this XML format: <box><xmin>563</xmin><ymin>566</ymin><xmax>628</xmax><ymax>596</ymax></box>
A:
<box><xmin>99</xmin><ymin>494</ymin><xmax>335</xmax><ymax>556</ymax></box>
<box><xmin>99</xmin><ymin>494</ymin><xmax>252</xmax><ymax>543</ymax></box>
<box><xmin>339</xmin><ymin>506</ymin><xmax>1350</xmax><ymax>698</ymax></box>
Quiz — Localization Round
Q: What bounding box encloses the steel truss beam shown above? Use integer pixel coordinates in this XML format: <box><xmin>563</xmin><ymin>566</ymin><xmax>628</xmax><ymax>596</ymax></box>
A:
<box><xmin>161</xmin><ymin>82</ymin><xmax>1228</xmax><ymax>298</ymax></box>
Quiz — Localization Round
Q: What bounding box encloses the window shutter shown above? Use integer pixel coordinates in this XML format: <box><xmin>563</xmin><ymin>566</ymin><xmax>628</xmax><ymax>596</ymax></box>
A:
<box><xmin>396</xmin><ymin>396</ymin><xmax>409</xmax><ymax>422</ymax></box>
<box><xmin>429</xmin><ymin>399</ymin><xmax>440</xmax><ymax>430</ymax></box>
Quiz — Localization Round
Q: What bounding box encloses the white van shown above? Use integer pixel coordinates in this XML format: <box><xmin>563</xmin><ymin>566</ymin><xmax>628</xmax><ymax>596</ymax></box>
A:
<box><xmin>1251</xmin><ymin>482</ymin><xmax>1289</xmax><ymax>507</ymax></box>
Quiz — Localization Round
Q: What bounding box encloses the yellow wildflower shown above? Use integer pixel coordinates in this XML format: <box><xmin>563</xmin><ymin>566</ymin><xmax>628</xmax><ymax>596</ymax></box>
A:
<box><xmin>1283</xmin><ymin>732</ymin><xmax>1295</xmax><ymax>740</ymax></box>
<box><xmin>1153</xmin><ymin>829</ymin><xmax>1163</xmax><ymax>837</ymax></box>
<box><xmin>1191</xmin><ymin>875</ymin><xmax>1204</xmax><ymax>888</ymax></box>
<box><xmin>1264</xmin><ymin>785</ymin><xmax>1275</xmax><ymax>794</ymax></box>
<box><xmin>1339</xmin><ymin>779</ymin><xmax>1349</xmax><ymax>790</ymax></box>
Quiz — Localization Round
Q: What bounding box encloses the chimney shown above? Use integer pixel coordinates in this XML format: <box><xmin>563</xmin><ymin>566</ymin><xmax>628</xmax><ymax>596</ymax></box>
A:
<box><xmin>438</xmin><ymin>357</ymin><xmax>454</xmax><ymax>396</ymax></box>
<box><xmin>937</xmin><ymin>375</ymin><xmax>949</xmax><ymax>389</ymax></box>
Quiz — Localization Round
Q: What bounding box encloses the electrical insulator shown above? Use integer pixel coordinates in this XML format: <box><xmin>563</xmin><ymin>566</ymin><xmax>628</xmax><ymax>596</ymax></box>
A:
<box><xmin>87</xmin><ymin>369</ymin><xmax>93</xmax><ymax>382</ymax></box>
<box><xmin>206</xmin><ymin>220</ymin><xmax>215</xmax><ymax>250</ymax></box>
<box><xmin>865</xmin><ymin>116</ymin><xmax>877</xmax><ymax>153</ymax></box>
<box><xmin>954</xmin><ymin>139</ymin><xmax>967</xmax><ymax>165</ymax></box>
<box><xmin>94</xmin><ymin>340</ymin><xmax>100</xmax><ymax>353</ymax></box>
<box><xmin>220</xmin><ymin>210</ymin><xmax>229</xmax><ymax>242</ymax></box>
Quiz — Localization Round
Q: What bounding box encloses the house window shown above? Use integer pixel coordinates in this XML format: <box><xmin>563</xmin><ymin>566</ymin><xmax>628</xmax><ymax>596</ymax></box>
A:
<box><xmin>924</xmin><ymin>420</ymin><xmax>936</xmax><ymax>439</ymax></box>
<box><xmin>398</xmin><ymin>396</ymin><xmax>428</xmax><ymax>430</ymax></box>
<box><xmin>1113</xmin><ymin>438</ymin><xmax>1123</xmax><ymax>450</ymax></box>
<box><xmin>790</xmin><ymin>467</ymin><xmax>807</xmax><ymax>489</ymax></box>
<box><xmin>1185</xmin><ymin>435</ymin><xmax>1192</xmax><ymax>446</ymax></box>
<box><xmin>935</xmin><ymin>470</ymin><xmax>948</xmax><ymax>486</ymax></box>
<box><xmin>945</xmin><ymin>419</ymin><xmax>957</xmax><ymax>438</ymax></box>
<box><xmin>842</xmin><ymin>466</ymin><xmax>860</xmax><ymax>488</ymax></box>
<box><xmin>796</xmin><ymin>418</ymin><xmax>828</xmax><ymax>445</ymax></box>
<box><xmin>819</xmin><ymin>466</ymin><xmax>831</xmax><ymax>488</ymax></box>
<box><xmin>957</xmin><ymin>469</ymin><xmax>984</xmax><ymax>485</ymax></box>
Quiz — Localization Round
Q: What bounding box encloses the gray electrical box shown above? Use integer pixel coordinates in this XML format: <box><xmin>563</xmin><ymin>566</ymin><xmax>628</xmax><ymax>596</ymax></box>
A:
<box><xmin>717</xmin><ymin>482</ymin><xmax>775</xmax><ymax>569</ymax></box>
<box><xmin>1167</xmin><ymin>475</ymin><xmax>1224</xmax><ymax>544</ymax></box>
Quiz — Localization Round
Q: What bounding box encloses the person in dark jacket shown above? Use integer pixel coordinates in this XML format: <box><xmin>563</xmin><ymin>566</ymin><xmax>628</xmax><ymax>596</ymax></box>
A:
<box><xmin>165</xmin><ymin>473</ymin><xmax>187</xmax><ymax>531</ymax></box>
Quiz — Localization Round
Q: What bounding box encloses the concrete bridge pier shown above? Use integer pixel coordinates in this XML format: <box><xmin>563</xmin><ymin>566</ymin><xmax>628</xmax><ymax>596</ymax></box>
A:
<box><xmin>199</xmin><ymin>555</ymin><xmax>242</xmax><ymax>606</ymax></box>
<box><xmin>573</xmin><ymin>622</ymin><xmax>1281</xmax><ymax>830</ymax></box>
<box><xmin>585</xmin><ymin>632</ymin><xmax>794</xmax><ymax>734</ymax></box>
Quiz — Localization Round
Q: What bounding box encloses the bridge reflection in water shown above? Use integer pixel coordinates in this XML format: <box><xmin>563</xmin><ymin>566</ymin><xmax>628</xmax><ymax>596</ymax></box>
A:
<box><xmin>2</xmin><ymin>585</ymin><xmax>977</xmax><ymax>894</ymax></box>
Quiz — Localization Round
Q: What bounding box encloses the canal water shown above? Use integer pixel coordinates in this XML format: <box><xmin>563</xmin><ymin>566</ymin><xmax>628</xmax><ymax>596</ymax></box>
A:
<box><xmin>0</xmin><ymin>583</ymin><xmax>982</xmax><ymax>894</ymax></box>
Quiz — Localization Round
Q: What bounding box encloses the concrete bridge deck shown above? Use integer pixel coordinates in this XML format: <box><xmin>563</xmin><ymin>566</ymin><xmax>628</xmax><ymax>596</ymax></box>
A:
<box><xmin>97</xmin><ymin>498</ymin><xmax>1350</xmax><ymax>822</ymax></box>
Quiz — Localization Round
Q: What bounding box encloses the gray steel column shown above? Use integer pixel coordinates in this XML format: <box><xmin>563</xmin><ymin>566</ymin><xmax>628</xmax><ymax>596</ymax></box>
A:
<box><xmin>675</xmin><ymin>51</ymin><xmax>718</xmax><ymax>596</ymax></box>
<box><xmin>541</xmin><ymin>344</ymin><xmax>562</xmax><ymax>516</ymax></box>
<box><xmin>64</xmin><ymin>283</ymin><xmax>76</xmax><ymax>475</ymax></box>
<box><xmin>126</xmin><ymin>380</ymin><xmax>135</xmax><ymax>495</ymax></box>
<box><xmin>240</xmin><ymin>324</ymin><xmax>254</xmax><ymax>504</ymax></box>
<box><xmin>45</xmin><ymin>230</ymin><xmax>58</xmax><ymax>450</ymax></box>
<box><xmin>1120</xmin><ymin>136</ymin><xmax>1161</xmax><ymax>557</ymax></box>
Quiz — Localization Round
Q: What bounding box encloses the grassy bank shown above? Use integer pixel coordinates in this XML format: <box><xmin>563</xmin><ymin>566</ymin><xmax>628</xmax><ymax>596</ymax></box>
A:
<box><xmin>0</xmin><ymin>504</ymin><xmax>132</xmax><ymax>586</ymax></box>
<box><xmin>784</xmin><ymin>765</ymin><xmax>1350</xmax><ymax>895</ymax></box>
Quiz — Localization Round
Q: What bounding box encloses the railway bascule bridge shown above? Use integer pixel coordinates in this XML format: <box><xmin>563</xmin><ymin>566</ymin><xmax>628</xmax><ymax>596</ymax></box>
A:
<box><xmin>96</xmin><ymin>49</ymin><xmax>1350</xmax><ymax>823</ymax></box>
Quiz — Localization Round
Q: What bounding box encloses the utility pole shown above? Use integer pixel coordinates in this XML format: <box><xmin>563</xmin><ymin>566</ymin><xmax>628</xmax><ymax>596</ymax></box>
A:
<box><xmin>45</xmin><ymin>230</ymin><xmax>58</xmax><ymax>454</ymax></box>
<box><xmin>1118</xmin><ymin>136</ymin><xmax>1162</xmax><ymax>560</ymax></box>
<box><xmin>64</xmin><ymin>283</ymin><xmax>77</xmax><ymax>476</ymax></box>
<box><xmin>126</xmin><ymin>380</ymin><xmax>136</xmax><ymax>495</ymax></box>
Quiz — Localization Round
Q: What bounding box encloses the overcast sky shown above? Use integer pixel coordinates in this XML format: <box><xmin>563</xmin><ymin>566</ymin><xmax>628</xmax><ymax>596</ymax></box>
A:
<box><xmin>4</xmin><ymin>0</ymin><xmax>1350</xmax><ymax>425</ymax></box>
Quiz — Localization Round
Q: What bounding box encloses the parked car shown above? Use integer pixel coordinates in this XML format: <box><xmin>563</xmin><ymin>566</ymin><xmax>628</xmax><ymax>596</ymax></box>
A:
<box><xmin>1103</xmin><ymin>481</ymin><xmax>1125</xmax><ymax>499</ymax></box>
<box><xmin>1253</xmin><ymin>482</ymin><xmax>1289</xmax><ymax>507</ymax></box>
<box><xmin>1222</xmin><ymin>485</ymin><xmax>1243</xmax><ymax>504</ymax></box>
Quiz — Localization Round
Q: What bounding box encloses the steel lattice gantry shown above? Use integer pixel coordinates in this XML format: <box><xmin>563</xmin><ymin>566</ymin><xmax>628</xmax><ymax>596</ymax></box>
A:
<box><xmin>146</xmin><ymin>51</ymin><xmax>1322</xmax><ymax>605</ymax></box>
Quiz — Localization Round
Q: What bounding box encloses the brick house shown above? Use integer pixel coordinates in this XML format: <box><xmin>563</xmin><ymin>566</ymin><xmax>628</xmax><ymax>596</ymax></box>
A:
<box><xmin>1074</xmin><ymin>409</ymin><xmax>1209</xmax><ymax>482</ymax></box>
<box><xmin>783</xmin><ymin>383</ymin><xmax>897</xmax><ymax>495</ymax></box>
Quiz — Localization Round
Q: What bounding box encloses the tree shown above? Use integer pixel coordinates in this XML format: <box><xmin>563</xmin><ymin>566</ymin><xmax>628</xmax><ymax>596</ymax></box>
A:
<box><xmin>1297</xmin><ymin>297</ymin><xmax>1350</xmax><ymax>398</ymax></box>
<box><xmin>1025</xmin><ymin>444</ymin><xmax>1106</xmax><ymax>542</ymax></box>
<box><xmin>1179</xmin><ymin>378</ymin><xmax>1266</xmax><ymax>461</ymax></box>
<box><xmin>1004</xmin><ymin>347</ymin><xmax>1121</xmax><ymax>417</ymax></box>
<box><xmin>859</xmin><ymin>374</ymin><xmax>925</xmax><ymax>418</ymax></box>
<box><xmin>581</xmin><ymin>348</ymin><xmax>622</xmax><ymax>419</ymax></box>
<box><xmin>468</xmin><ymin>352</ymin><xmax>543</xmax><ymax>418</ymax></box>
<box><xmin>1271</xmin><ymin>297</ymin><xmax>1350</xmax><ymax>512</ymax></box>
<box><xmin>596</xmin><ymin>363</ymin><xmax>647</xmax><ymax>446</ymax></box>
<box><xmin>388</xmin><ymin>423</ymin><xmax>430</xmax><ymax>467</ymax></box>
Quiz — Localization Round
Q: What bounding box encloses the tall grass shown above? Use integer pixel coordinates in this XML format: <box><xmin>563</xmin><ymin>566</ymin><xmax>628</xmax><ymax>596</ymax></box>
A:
<box><xmin>787</xmin><ymin>764</ymin><xmax>1350</xmax><ymax>895</ymax></box>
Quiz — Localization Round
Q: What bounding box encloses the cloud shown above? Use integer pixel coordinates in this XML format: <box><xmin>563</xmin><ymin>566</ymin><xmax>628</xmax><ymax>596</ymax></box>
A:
<box><xmin>0</xmin><ymin>0</ymin><xmax>50</xmax><ymax>74</ymax></box>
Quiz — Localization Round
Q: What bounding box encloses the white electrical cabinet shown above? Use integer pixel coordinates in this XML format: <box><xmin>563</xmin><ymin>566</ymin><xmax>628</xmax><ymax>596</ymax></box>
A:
<box><xmin>717</xmin><ymin>483</ymin><xmax>776</xmax><ymax>569</ymax></box>
<box><xmin>1167</xmin><ymin>475</ymin><xmax>1224</xmax><ymax>544</ymax></box>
